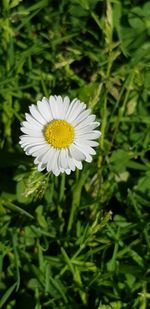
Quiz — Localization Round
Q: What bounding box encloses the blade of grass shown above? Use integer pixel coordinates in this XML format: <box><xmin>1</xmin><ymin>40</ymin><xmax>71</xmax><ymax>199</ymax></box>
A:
<box><xmin>2</xmin><ymin>200</ymin><xmax>34</xmax><ymax>219</ymax></box>
<box><xmin>0</xmin><ymin>282</ymin><xmax>17</xmax><ymax>308</ymax></box>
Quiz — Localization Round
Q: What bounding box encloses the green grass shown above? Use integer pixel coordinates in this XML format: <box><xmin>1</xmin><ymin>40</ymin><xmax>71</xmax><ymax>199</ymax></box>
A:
<box><xmin>0</xmin><ymin>0</ymin><xmax>150</xmax><ymax>308</ymax></box>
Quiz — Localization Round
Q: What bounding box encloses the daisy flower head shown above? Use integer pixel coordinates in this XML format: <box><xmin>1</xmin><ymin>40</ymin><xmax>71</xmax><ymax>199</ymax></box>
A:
<box><xmin>19</xmin><ymin>95</ymin><xmax>101</xmax><ymax>176</ymax></box>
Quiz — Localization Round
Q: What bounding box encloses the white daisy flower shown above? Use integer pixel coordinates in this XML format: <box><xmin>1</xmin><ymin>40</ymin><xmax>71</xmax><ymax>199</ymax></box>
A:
<box><xmin>19</xmin><ymin>95</ymin><xmax>101</xmax><ymax>176</ymax></box>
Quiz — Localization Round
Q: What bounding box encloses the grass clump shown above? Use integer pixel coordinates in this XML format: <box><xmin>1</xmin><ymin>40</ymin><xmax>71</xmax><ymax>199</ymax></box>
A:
<box><xmin>0</xmin><ymin>0</ymin><xmax>150</xmax><ymax>308</ymax></box>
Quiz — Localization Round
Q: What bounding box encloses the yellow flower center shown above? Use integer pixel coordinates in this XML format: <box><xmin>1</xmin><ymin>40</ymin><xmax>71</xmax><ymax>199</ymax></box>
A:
<box><xmin>44</xmin><ymin>120</ymin><xmax>74</xmax><ymax>149</ymax></box>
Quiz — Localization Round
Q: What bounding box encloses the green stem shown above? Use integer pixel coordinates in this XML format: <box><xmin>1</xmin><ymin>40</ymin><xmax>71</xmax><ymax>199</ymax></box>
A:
<box><xmin>59</xmin><ymin>173</ymin><xmax>66</xmax><ymax>202</ymax></box>
<box><xmin>110</xmin><ymin>71</ymin><xmax>135</xmax><ymax>150</ymax></box>
<box><xmin>67</xmin><ymin>172</ymin><xmax>87</xmax><ymax>232</ymax></box>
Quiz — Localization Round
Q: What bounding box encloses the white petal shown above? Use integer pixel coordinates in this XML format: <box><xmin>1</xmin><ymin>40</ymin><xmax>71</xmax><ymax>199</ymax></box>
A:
<box><xmin>76</xmin><ymin>139</ymin><xmax>99</xmax><ymax>147</ymax></box>
<box><xmin>85</xmin><ymin>155</ymin><xmax>93</xmax><ymax>163</ymax></box>
<box><xmin>20</xmin><ymin>127</ymin><xmax>43</xmax><ymax>137</ymax></box>
<box><xmin>25</xmin><ymin>144</ymin><xmax>48</xmax><ymax>155</ymax></box>
<box><xmin>21</xmin><ymin>141</ymin><xmax>46</xmax><ymax>150</ymax></box>
<box><xmin>25</xmin><ymin>113</ymin><xmax>43</xmax><ymax>128</ymax></box>
<box><xmin>74</xmin><ymin>114</ymin><xmax>97</xmax><ymax>129</ymax></box>
<box><xmin>26</xmin><ymin>144</ymin><xmax>50</xmax><ymax>157</ymax></box>
<box><xmin>63</xmin><ymin>96</ymin><xmax>70</xmax><ymax>115</ymax></box>
<box><xmin>39</xmin><ymin>147</ymin><xmax>54</xmax><ymax>164</ymax></box>
<box><xmin>65</xmin><ymin>99</ymin><xmax>86</xmax><ymax>122</ymax></box>
<box><xmin>47</xmin><ymin>149</ymin><xmax>60</xmax><ymax>172</ymax></box>
<box><xmin>29</xmin><ymin>105</ymin><xmax>47</xmax><ymax>125</ymax></box>
<box><xmin>37</xmin><ymin>162</ymin><xmax>46</xmax><ymax>171</ymax></box>
<box><xmin>34</xmin><ymin>157</ymin><xmax>40</xmax><ymax>164</ymax></box>
<box><xmin>73</xmin><ymin>159</ymin><xmax>83</xmax><ymax>170</ymax></box>
<box><xmin>74</xmin><ymin>142</ymin><xmax>96</xmax><ymax>155</ymax></box>
<box><xmin>37</xmin><ymin>98</ymin><xmax>53</xmax><ymax>122</ymax></box>
<box><xmin>65</xmin><ymin>169</ymin><xmax>71</xmax><ymax>175</ymax></box>
<box><xmin>21</xmin><ymin>121</ymin><xmax>42</xmax><ymax>131</ymax></box>
<box><xmin>69</xmin><ymin>144</ymin><xmax>86</xmax><ymax>161</ymax></box>
<box><xmin>59</xmin><ymin>149</ymin><xmax>69</xmax><ymax>169</ymax></box>
<box><xmin>57</xmin><ymin>95</ymin><xmax>63</xmax><ymax>105</ymax></box>
<box><xmin>74</xmin><ymin>144</ymin><xmax>96</xmax><ymax>163</ymax></box>
<box><xmin>67</xmin><ymin>155</ymin><xmax>76</xmax><ymax>171</ymax></box>
<box><xmin>72</xmin><ymin>109</ymin><xmax>91</xmax><ymax>127</ymax></box>
<box><xmin>76</xmin><ymin>122</ymin><xmax>100</xmax><ymax>133</ymax></box>
<box><xmin>49</xmin><ymin>95</ymin><xmax>60</xmax><ymax>119</ymax></box>
<box><xmin>74</xmin><ymin>142</ymin><xmax>95</xmax><ymax>163</ymax></box>
<box><xmin>19</xmin><ymin>136</ymin><xmax>45</xmax><ymax>144</ymax></box>
<box><xmin>51</xmin><ymin>150</ymin><xmax>61</xmax><ymax>175</ymax></box>
<box><xmin>75</xmin><ymin>131</ymin><xmax>101</xmax><ymax>140</ymax></box>
<box><xmin>75</xmin><ymin>126</ymin><xmax>100</xmax><ymax>136</ymax></box>
<box><xmin>65</xmin><ymin>98</ymin><xmax>77</xmax><ymax>118</ymax></box>
<box><xmin>55</xmin><ymin>96</ymin><xmax>65</xmax><ymax>119</ymax></box>
<box><xmin>53</xmin><ymin>169</ymin><xmax>61</xmax><ymax>176</ymax></box>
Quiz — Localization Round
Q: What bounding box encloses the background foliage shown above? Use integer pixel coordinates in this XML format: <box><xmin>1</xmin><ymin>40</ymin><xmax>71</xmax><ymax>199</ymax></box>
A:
<box><xmin>0</xmin><ymin>0</ymin><xmax>150</xmax><ymax>308</ymax></box>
